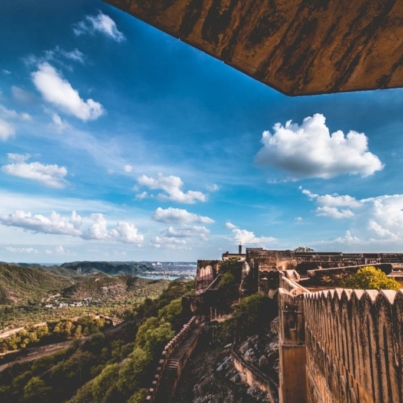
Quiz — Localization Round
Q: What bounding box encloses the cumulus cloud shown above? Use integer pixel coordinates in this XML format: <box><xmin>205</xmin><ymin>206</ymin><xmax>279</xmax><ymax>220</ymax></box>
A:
<box><xmin>137</xmin><ymin>174</ymin><xmax>207</xmax><ymax>204</ymax></box>
<box><xmin>162</xmin><ymin>225</ymin><xmax>210</xmax><ymax>238</ymax></box>
<box><xmin>73</xmin><ymin>12</ymin><xmax>125</xmax><ymax>42</ymax></box>
<box><xmin>0</xmin><ymin>119</ymin><xmax>15</xmax><ymax>140</ymax></box>
<box><xmin>256</xmin><ymin>114</ymin><xmax>383</xmax><ymax>179</ymax></box>
<box><xmin>6</xmin><ymin>247</ymin><xmax>39</xmax><ymax>254</ymax></box>
<box><xmin>110</xmin><ymin>221</ymin><xmax>144</xmax><ymax>244</ymax></box>
<box><xmin>226</xmin><ymin>222</ymin><xmax>275</xmax><ymax>246</ymax></box>
<box><xmin>0</xmin><ymin>210</ymin><xmax>143</xmax><ymax>245</ymax></box>
<box><xmin>301</xmin><ymin>187</ymin><xmax>362</xmax><ymax>219</ymax></box>
<box><xmin>304</xmin><ymin>188</ymin><xmax>403</xmax><ymax>245</ymax></box>
<box><xmin>124</xmin><ymin>164</ymin><xmax>133</xmax><ymax>173</ymax></box>
<box><xmin>316</xmin><ymin>206</ymin><xmax>355</xmax><ymax>219</ymax></box>
<box><xmin>0</xmin><ymin>210</ymin><xmax>82</xmax><ymax>236</ymax></box>
<box><xmin>152</xmin><ymin>207</ymin><xmax>214</xmax><ymax>224</ymax></box>
<box><xmin>150</xmin><ymin>236</ymin><xmax>190</xmax><ymax>250</ymax></box>
<box><xmin>1</xmin><ymin>154</ymin><xmax>68</xmax><ymax>188</ymax></box>
<box><xmin>45</xmin><ymin>245</ymin><xmax>66</xmax><ymax>255</ymax></box>
<box><xmin>225</xmin><ymin>221</ymin><xmax>237</xmax><ymax>229</ymax></box>
<box><xmin>31</xmin><ymin>62</ymin><xmax>104</xmax><ymax>121</ymax></box>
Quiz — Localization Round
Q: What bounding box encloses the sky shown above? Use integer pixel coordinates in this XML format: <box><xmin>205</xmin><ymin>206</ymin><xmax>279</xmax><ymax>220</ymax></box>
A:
<box><xmin>1</xmin><ymin>0</ymin><xmax>403</xmax><ymax>263</ymax></box>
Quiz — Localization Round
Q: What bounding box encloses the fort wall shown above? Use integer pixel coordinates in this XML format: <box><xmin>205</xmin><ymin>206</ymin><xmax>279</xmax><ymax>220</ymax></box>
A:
<box><xmin>304</xmin><ymin>289</ymin><xmax>403</xmax><ymax>403</ymax></box>
<box><xmin>196</xmin><ymin>260</ymin><xmax>220</xmax><ymax>294</ymax></box>
<box><xmin>231</xmin><ymin>345</ymin><xmax>278</xmax><ymax>403</ymax></box>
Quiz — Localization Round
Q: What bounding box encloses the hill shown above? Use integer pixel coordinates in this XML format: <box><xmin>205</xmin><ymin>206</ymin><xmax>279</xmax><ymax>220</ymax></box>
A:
<box><xmin>0</xmin><ymin>263</ymin><xmax>74</xmax><ymax>305</ymax></box>
<box><xmin>60</xmin><ymin>261</ymin><xmax>154</xmax><ymax>276</ymax></box>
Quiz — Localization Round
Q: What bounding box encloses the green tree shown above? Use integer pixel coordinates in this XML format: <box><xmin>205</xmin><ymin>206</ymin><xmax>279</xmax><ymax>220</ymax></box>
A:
<box><xmin>117</xmin><ymin>348</ymin><xmax>152</xmax><ymax>397</ymax></box>
<box><xmin>294</xmin><ymin>246</ymin><xmax>314</xmax><ymax>252</ymax></box>
<box><xmin>22</xmin><ymin>377</ymin><xmax>52</xmax><ymax>403</ymax></box>
<box><xmin>92</xmin><ymin>364</ymin><xmax>120</xmax><ymax>402</ymax></box>
<box><xmin>342</xmin><ymin>266</ymin><xmax>400</xmax><ymax>291</ymax></box>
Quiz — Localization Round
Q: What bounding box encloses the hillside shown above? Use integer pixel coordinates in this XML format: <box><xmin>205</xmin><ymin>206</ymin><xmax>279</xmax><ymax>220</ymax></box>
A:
<box><xmin>60</xmin><ymin>261</ymin><xmax>154</xmax><ymax>276</ymax></box>
<box><xmin>0</xmin><ymin>263</ymin><xmax>74</xmax><ymax>305</ymax></box>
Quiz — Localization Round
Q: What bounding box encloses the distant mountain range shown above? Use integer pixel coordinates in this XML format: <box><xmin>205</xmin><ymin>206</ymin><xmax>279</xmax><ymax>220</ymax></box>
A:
<box><xmin>60</xmin><ymin>261</ymin><xmax>155</xmax><ymax>276</ymax></box>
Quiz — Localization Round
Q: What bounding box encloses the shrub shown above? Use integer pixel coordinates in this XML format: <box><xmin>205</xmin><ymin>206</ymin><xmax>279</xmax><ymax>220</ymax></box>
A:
<box><xmin>341</xmin><ymin>266</ymin><xmax>400</xmax><ymax>291</ymax></box>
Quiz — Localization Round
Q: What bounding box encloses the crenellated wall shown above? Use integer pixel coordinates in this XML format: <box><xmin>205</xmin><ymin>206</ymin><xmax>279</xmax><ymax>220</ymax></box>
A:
<box><xmin>304</xmin><ymin>289</ymin><xmax>403</xmax><ymax>403</ymax></box>
<box><xmin>196</xmin><ymin>260</ymin><xmax>220</xmax><ymax>294</ymax></box>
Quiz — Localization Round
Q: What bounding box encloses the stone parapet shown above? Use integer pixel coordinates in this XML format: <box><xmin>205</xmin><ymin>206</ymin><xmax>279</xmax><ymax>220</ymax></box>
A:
<box><xmin>304</xmin><ymin>289</ymin><xmax>403</xmax><ymax>403</ymax></box>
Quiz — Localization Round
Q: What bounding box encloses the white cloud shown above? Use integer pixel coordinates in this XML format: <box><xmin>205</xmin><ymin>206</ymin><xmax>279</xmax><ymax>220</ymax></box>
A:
<box><xmin>61</xmin><ymin>48</ymin><xmax>85</xmax><ymax>63</ymax></box>
<box><xmin>152</xmin><ymin>207</ymin><xmax>214</xmax><ymax>224</ymax></box>
<box><xmin>301</xmin><ymin>187</ymin><xmax>361</xmax><ymax>208</ymax></box>
<box><xmin>295</xmin><ymin>217</ymin><xmax>303</xmax><ymax>222</ymax></box>
<box><xmin>301</xmin><ymin>187</ymin><xmax>361</xmax><ymax>219</ymax></box>
<box><xmin>2</xmin><ymin>153</ymin><xmax>68</xmax><ymax>188</ymax></box>
<box><xmin>162</xmin><ymin>225</ymin><xmax>210</xmax><ymax>238</ymax></box>
<box><xmin>207</xmin><ymin>184</ymin><xmax>219</xmax><ymax>191</ymax></box>
<box><xmin>124</xmin><ymin>164</ymin><xmax>133</xmax><ymax>173</ymax></box>
<box><xmin>0</xmin><ymin>105</ymin><xmax>31</xmax><ymax>121</ymax></box>
<box><xmin>0</xmin><ymin>210</ymin><xmax>82</xmax><ymax>236</ymax></box>
<box><xmin>150</xmin><ymin>236</ymin><xmax>190</xmax><ymax>250</ymax></box>
<box><xmin>316</xmin><ymin>206</ymin><xmax>355</xmax><ymax>219</ymax></box>
<box><xmin>226</xmin><ymin>222</ymin><xmax>276</xmax><ymax>246</ymax></box>
<box><xmin>11</xmin><ymin>86</ymin><xmax>34</xmax><ymax>103</ymax></box>
<box><xmin>305</xmin><ymin>189</ymin><xmax>403</xmax><ymax>245</ymax></box>
<box><xmin>51</xmin><ymin>113</ymin><xmax>69</xmax><ymax>131</ymax></box>
<box><xmin>137</xmin><ymin>173</ymin><xmax>207</xmax><ymax>204</ymax></box>
<box><xmin>31</xmin><ymin>62</ymin><xmax>104</xmax><ymax>121</ymax></box>
<box><xmin>0</xmin><ymin>209</ymin><xmax>143</xmax><ymax>245</ymax></box>
<box><xmin>2</xmin><ymin>70</ymin><xmax>11</xmax><ymax>75</ymax></box>
<box><xmin>6</xmin><ymin>246</ymin><xmax>39</xmax><ymax>254</ymax></box>
<box><xmin>0</xmin><ymin>119</ymin><xmax>15</xmax><ymax>140</ymax></box>
<box><xmin>82</xmin><ymin>213</ymin><xmax>108</xmax><ymax>240</ymax></box>
<box><xmin>74</xmin><ymin>12</ymin><xmax>125</xmax><ymax>42</ymax></box>
<box><xmin>110</xmin><ymin>221</ymin><xmax>144</xmax><ymax>244</ymax></box>
<box><xmin>256</xmin><ymin>114</ymin><xmax>383</xmax><ymax>179</ymax></box>
<box><xmin>45</xmin><ymin>245</ymin><xmax>67</xmax><ymax>255</ymax></box>
<box><xmin>135</xmin><ymin>191</ymin><xmax>148</xmax><ymax>200</ymax></box>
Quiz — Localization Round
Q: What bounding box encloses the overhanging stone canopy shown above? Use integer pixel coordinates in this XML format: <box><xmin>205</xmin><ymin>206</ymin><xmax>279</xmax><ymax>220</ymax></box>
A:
<box><xmin>104</xmin><ymin>0</ymin><xmax>403</xmax><ymax>96</ymax></box>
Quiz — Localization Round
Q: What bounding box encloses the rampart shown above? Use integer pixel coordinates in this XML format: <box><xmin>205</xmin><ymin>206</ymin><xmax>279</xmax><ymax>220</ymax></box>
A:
<box><xmin>146</xmin><ymin>316</ymin><xmax>201</xmax><ymax>402</ymax></box>
<box><xmin>196</xmin><ymin>260</ymin><xmax>220</xmax><ymax>294</ymax></box>
<box><xmin>304</xmin><ymin>289</ymin><xmax>403</xmax><ymax>403</ymax></box>
<box><xmin>231</xmin><ymin>345</ymin><xmax>278</xmax><ymax>403</ymax></box>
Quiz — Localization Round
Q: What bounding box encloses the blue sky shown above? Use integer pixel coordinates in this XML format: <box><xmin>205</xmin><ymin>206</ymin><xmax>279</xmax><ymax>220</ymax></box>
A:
<box><xmin>1</xmin><ymin>0</ymin><xmax>403</xmax><ymax>263</ymax></box>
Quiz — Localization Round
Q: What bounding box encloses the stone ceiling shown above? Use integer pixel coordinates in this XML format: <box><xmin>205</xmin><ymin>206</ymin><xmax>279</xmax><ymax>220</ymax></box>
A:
<box><xmin>104</xmin><ymin>0</ymin><xmax>403</xmax><ymax>96</ymax></box>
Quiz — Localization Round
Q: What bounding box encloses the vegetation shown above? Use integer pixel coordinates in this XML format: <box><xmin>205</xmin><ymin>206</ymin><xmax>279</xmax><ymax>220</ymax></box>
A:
<box><xmin>0</xmin><ymin>279</ymin><xmax>195</xmax><ymax>403</ymax></box>
<box><xmin>0</xmin><ymin>316</ymin><xmax>111</xmax><ymax>353</ymax></box>
<box><xmin>0</xmin><ymin>270</ymin><xmax>169</xmax><ymax>330</ymax></box>
<box><xmin>219</xmin><ymin>258</ymin><xmax>243</xmax><ymax>303</ymax></box>
<box><xmin>294</xmin><ymin>247</ymin><xmax>314</xmax><ymax>252</ymax></box>
<box><xmin>341</xmin><ymin>266</ymin><xmax>400</xmax><ymax>291</ymax></box>
<box><xmin>0</xmin><ymin>263</ymin><xmax>73</xmax><ymax>305</ymax></box>
<box><xmin>220</xmin><ymin>293</ymin><xmax>277</xmax><ymax>343</ymax></box>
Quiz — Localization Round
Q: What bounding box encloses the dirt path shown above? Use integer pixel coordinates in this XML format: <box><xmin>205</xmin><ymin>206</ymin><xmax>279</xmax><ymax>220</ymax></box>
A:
<box><xmin>0</xmin><ymin>339</ymin><xmax>82</xmax><ymax>372</ymax></box>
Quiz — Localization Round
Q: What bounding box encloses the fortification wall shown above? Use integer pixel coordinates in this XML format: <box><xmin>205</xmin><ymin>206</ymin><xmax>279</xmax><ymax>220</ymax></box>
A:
<box><xmin>196</xmin><ymin>260</ymin><xmax>220</xmax><ymax>294</ymax></box>
<box><xmin>231</xmin><ymin>346</ymin><xmax>278</xmax><ymax>403</ymax></box>
<box><xmin>304</xmin><ymin>289</ymin><xmax>403</xmax><ymax>403</ymax></box>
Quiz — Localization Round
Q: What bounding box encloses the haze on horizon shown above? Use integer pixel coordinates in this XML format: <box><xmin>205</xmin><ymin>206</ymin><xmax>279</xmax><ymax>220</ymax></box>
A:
<box><xmin>1</xmin><ymin>0</ymin><xmax>403</xmax><ymax>263</ymax></box>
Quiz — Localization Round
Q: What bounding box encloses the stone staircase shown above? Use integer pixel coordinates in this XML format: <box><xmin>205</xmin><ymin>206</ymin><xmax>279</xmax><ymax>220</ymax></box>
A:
<box><xmin>147</xmin><ymin>317</ymin><xmax>202</xmax><ymax>403</ymax></box>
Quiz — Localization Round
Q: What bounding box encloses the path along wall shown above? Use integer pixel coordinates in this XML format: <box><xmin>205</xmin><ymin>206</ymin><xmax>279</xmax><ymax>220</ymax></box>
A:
<box><xmin>304</xmin><ymin>289</ymin><xmax>403</xmax><ymax>403</ymax></box>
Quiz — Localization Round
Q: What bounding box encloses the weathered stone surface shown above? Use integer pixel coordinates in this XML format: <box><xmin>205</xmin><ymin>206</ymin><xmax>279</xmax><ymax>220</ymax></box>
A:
<box><xmin>104</xmin><ymin>0</ymin><xmax>403</xmax><ymax>95</ymax></box>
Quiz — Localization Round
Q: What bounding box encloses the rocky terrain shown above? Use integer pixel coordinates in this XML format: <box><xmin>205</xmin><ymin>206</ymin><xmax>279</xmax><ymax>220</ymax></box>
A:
<box><xmin>173</xmin><ymin>318</ymin><xmax>279</xmax><ymax>403</ymax></box>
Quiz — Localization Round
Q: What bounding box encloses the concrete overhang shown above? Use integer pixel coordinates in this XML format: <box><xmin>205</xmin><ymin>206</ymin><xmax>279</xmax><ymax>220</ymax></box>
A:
<box><xmin>104</xmin><ymin>0</ymin><xmax>403</xmax><ymax>96</ymax></box>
